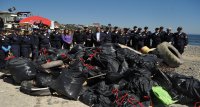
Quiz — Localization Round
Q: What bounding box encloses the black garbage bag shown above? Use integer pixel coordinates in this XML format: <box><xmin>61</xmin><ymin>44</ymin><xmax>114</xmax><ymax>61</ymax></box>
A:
<box><xmin>99</xmin><ymin>43</ymin><xmax>118</xmax><ymax>56</ymax></box>
<box><xmin>79</xmin><ymin>89</ymin><xmax>98</xmax><ymax>106</ymax></box>
<box><xmin>118</xmin><ymin>59</ymin><xmax>129</xmax><ymax>75</ymax></box>
<box><xmin>68</xmin><ymin>44</ymin><xmax>84</xmax><ymax>54</ymax></box>
<box><xmin>49</xmin><ymin>61</ymin><xmax>86</xmax><ymax>100</ymax></box>
<box><xmin>166</xmin><ymin>72</ymin><xmax>200</xmax><ymax>103</ymax></box>
<box><xmin>94</xmin><ymin>95</ymin><xmax>112</xmax><ymax>107</ymax></box>
<box><xmin>56</xmin><ymin>49</ymin><xmax>69</xmax><ymax>60</ymax></box>
<box><xmin>140</xmin><ymin>54</ymin><xmax>159</xmax><ymax>71</ymax></box>
<box><xmin>123</xmin><ymin>67</ymin><xmax>152</xmax><ymax>78</ymax></box>
<box><xmin>106</xmin><ymin>57</ymin><xmax>120</xmax><ymax>73</ymax></box>
<box><xmin>117</xmin><ymin>79</ymin><xmax>128</xmax><ymax>90</ymax></box>
<box><xmin>35</xmin><ymin>72</ymin><xmax>55</xmax><ymax>88</ymax></box>
<box><xmin>91</xmin><ymin>54</ymin><xmax>120</xmax><ymax>73</ymax></box>
<box><xmin>152</xmin><ymin>69</ymin><xmax>172</xmax><ymax>90</ymax></box>
<box><xmin>116</xmin><ymin>48</ymin><xmax>139</xmax><ymax>62</ymax></box>
<box><xmin>86</xmin><ymin>67</ymin><xmax>105</xmax><ymax>86</ymax></box>
<box><xmin>128</xmin><ymin>75</ymin><xmax>153</xmax><ymax>101</ymax></box>
<box><xmin>125</xmin><ymin>54</ymin><xmax>143</xmax><ymax>68</ymax></box>
<box><xmin>167</xmin><ymin>88</ymin><xmax>195</xmax><ymax>104</ymax></box>
<box><xmin>47</xmin><ymin>48</ymin><xmax>57</xmax><ymax>55</ymax></box>
<box><xmin>74</xmin><ymin>51</ymin><xmax>85</xmax><ymax>59</ymax></box>
<box><xmin>96</xmin><ymin>81</ymin><xmax>113</xmax><ymax>97</ymax></box>
<box><xmin>106</xmin><ymin>72</ymin><xmax>123</xmax><ymax>83</ymax></box>
<box><xmin>35</xmin><ymin>55</ymin><xmax>47</xmax><ymax>65</ymax></box>
<box><xmin>7</xmin><ymin>58</ymin><xmax>37</xmax><ymax>84</ymax></box>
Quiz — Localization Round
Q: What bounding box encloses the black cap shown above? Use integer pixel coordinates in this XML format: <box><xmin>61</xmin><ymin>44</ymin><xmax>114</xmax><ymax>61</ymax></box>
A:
<box><xmin>144</xmin><ymin>26</ymin><xmax>148</xmax><ymax>29</ymax></box>
<box><xmin>114</xmin><ymin>26</ymin><xmax>118</xmax><ymax>29</ymax></box>
<box><xmin>138</xmin><ymin>27</ymin><xmax>142</xmax><ymax>31</ymax></box>
<box><xmin>123</xmin><ymin>28</ymin><xmax>128</xmax><ymax>31</ymax></box>
<box><xmin>84</xmin><ymin>26</ymin><xmax>88</xmax><ymax>29</ymax></box>
<box><xmin>133</xmin><ymin>26</ymin><xmax>137</xmax><ymax>29</ymax></box>
<box><xmin>160</xmin><ymin>26</ymin><xmax>164</xmax><ymax>29</ymax></box>
<box><xmin>155</xmin><ymin>28</ymin><xmax>159</xmax><ymax>30</ymax></box>
<box><xmin>106</xmin><ymin>27</ymin><xmax>109</xmax><ymax>30</ymax></box>
<box><xmin>177</xmin><ymin>27</ymin><xmax>182</xmax><ymax>30</ymax></box>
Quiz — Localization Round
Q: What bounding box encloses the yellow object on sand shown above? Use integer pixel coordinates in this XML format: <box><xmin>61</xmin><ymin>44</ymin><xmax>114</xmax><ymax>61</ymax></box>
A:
<box><xmin>141</xmin><ymin>46</ymin><xmax>156</xmax><ymax>54</ymax></box>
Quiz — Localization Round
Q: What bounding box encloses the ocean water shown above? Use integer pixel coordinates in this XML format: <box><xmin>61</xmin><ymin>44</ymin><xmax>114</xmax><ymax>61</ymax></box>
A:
<box><xmin>188</xmin><ymin>34</ymin><xmax>200</xmax><ymax>46</ymax></box>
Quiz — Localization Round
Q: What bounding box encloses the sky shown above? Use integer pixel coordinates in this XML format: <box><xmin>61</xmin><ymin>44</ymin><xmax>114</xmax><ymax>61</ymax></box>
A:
<box><xmin>0</xmin><ymin>0</ymin><xmax>200</xmax><ymax>34</ymax></box>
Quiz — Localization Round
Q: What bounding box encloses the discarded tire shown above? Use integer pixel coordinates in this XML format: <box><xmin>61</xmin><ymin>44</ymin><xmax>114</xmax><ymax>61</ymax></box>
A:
<box><xmin>157</xmin><ymin>42</ymin><xmax>183</xmax><ymax>68</ymax></box>
<box><xmin>41</xmin><ymin>60</ymin><xmax>63</xmax><ymax>69</ymax></box>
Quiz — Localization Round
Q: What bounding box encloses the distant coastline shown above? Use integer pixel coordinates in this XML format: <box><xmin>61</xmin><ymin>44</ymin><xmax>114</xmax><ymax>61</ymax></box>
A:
<box><xmin>188</xmin><ymin>34</ymin><xmax>200</xmax><ymax>46</ymax></box>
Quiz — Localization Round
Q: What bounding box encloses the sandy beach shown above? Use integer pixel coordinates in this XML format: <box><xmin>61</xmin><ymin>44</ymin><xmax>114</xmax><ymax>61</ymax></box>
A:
<box><xmin>0</xmin><ymin>45</ymin><xmax>199</xmax><ymax>107</ymax></box>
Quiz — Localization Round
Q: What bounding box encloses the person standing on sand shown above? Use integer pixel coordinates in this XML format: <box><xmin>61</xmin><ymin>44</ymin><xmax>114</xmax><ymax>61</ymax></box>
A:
<box><xmin>151</xmin><ymin>28</ymin><xmax>162</xmax><ymax>48</ymax></box>
<box><xmin>142</xmin><ymin>26</ymin><xmax>152</xmax><ymax>48</ymax></box>
<box><xmin>92</xmin><ymin>27</ymin><xmax>106</xmax><ymax>47</ymax></box>
<box><xmin>111</xmin><ymin>26</ymin><xmax>119</xmax><ymax>43</ymax></box>
<box><xmin>164</xmin><ymin>28</ymin><xmax>174</xmax><ymax>43</ymax></box>
<box><xmin>0</xmin><ymin>30</ymin><xmax>10</xmax><ymax>69</ymax></box>
<box><xmin>173</xmin><ymin>27</ymin><xmax>188</xmax><ymax>54</ymax></box>
<box><xmin>38</xmin><ymin>29</ymin><xmax>51</xmax><ymax>50</ymax></box>
<box><xmin>117</xmin><ymin>28</ymin><xmax>130</xmax><ymax>46</ymax></box>
<box><xmin>50</xmin><ymin>28</ymin><xmax>62</xmax><ymax>49</ymax></box>
<box><xmin>62</xmin><ymin>29</ymin><xmax>73</xmax><ymax>50</ymax></box>
<box><xmin>73</xmin><ymin>28</ymin><xmax>86</xmax><ymax>45</ymax></box>
<box><xmin>159</xmin><ymin>26</ymin><xmax>167</xmax><ymax>42</ymax></box>
<box><xmin>104</xmin><ymin>27</ymin><xmax>112</xmax><ymax>43</ymax></box>
<box><xmin>0</xmin><ymin>17</ymin><xmax>4</xmax><ymax>31</ymax></box>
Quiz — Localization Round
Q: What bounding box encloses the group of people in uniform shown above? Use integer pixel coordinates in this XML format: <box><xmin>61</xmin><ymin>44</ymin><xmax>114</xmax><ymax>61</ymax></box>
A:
<box><xmin>0</xmin><ymin>25</ymin><xmax>188</xmax><ymax>68</ymax></box>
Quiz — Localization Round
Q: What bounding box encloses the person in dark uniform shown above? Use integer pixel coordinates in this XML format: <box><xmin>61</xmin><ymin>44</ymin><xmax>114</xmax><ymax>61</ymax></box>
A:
<box><xmin>92</xmin><ymin>27</ymin><xmax>106</xmax><ymax>47</ymax></box>
<box><xmin>130</xmin><ymin>26</ymin><xmax>140</xmax><ymax>50</ymax></box>
<box><xmin>130</xmin><ymin>26</ymin><xmax>139</xmax><ymax>50</ymax></box>
<box><xmin>39</xmin><ymin>29</ymin><xmax>50</xmax><ymax>50</ymax></box>
<box><xmin>9</xmin><ymin>29</ymin><xmax>21</xmax><ymax>57</ymax></box>
<box><xmin>159</xmin><ymin>26</ymin><xmax>167</xmax><ymax>42</ymax></box>
<box><xmin>0</xmin><ymin>30</ymin><xmax>10</xmax><ymax>69</ymax></box>
<box><xmin>104</xmin><ymin>27</ymin><xmax>112</xmax><ymax>43</ymax></box>
<box><xmin>73</xmin><ymin>28</ymin><xmax>86</xmax><ymax>45</ymax></box>
<box><xmin>164</xmin><ymin>28</ymin><xmax>173</xmax><ymax>43</ymax></box>
<box><xmin>173</xmin><ymin>27</ymin><xmax>188</xmax><ymax>54</ymax></box>
<box><xmin>31</xmin><ymin>29</ymin><xmax>40</xmax><ymax>60</ymax></box>
<box><xmin>131</xmin><ymin>26</ymin><xmax>138</xmax><ymax>34</ymax></box>
<box><xmin>117</xmin><ymin>28</ymin><xmax>130</xmax><ymax>45</ymax></box>
<box><xmin>142</xmin><ymin>26</ymin><xmax>152</xmax><ymax>47</ymax></box>
<box><xmin>0</xmin><ymin>17</ymin><xmax>4</xmax><ymax>31</ymax></box>
<box><xmin>151</xmin><ymin>28</ymin><xmax>162</xmax><ymax>48</ymax></box>
<box><xmin>84</xmin><ymin>29</ymin><xmax>93</xmax><ymax>47</ymax></box>
<box><xmin>20</xmin><ymin>30</ymin><xmax>33</xmax><ymax>58</ymax></box>
<box><xmin>111</xmin><ymin>26</ymin><xmax>119</xmax><ymax>43</ymax></box>
<box><xmin>137</xmin><ymin>28</ymin><xmax>148</xmax><ymax>50</ymax></box>
<box><xmin>50</xmin><ymin>28</ymin><xmax>62</xmax><ymax>49</ymax></box>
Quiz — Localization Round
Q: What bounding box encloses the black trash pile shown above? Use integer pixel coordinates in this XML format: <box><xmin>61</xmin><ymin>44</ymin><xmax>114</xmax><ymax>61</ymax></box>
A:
<box><xmin>1</xmin><ymin>43</ymin><xmax>200</xmax><ymax>107</ymax></box>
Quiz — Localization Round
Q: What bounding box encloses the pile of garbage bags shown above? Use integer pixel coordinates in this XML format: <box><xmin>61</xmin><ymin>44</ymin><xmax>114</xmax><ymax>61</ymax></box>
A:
<box><xmin>1</xmin><ymin>43</ymin><xmax>199</xmax><ymax>107</ymax></box>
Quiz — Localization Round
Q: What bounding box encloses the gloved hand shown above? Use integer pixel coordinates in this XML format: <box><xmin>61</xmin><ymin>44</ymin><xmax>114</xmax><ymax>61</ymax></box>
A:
<box><xmin>2</xmin><ymin>46</ymin><xmax>11</xmax><ymax>52</ymax></box>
